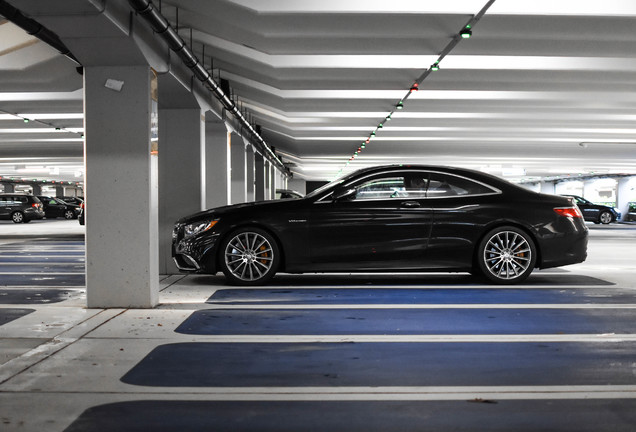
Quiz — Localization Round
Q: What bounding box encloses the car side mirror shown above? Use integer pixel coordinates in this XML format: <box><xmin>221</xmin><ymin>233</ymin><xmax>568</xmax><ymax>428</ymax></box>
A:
<box><xmin>332</xmin><ymin>187</ymin><xmax>356</xmax><ymax>201</ymax></box>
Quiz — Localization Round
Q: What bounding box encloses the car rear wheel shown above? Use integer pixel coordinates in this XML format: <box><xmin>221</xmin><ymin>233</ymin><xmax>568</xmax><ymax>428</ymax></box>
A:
<box><xmin>599</xmin><ymin>211</ymin><xmax>613</xmax><ymax>224</ymax></box>
<box><xmin>477</xmin><ymin>226</ymin><xmax>536</xmax><ymax>284</ymax></box>
<box><xmin>220</xmin><ymin>228</ymin><xmax>280</xmax><ymax>285</ymax></box>
<box><xmin>64</xmin><ymin>210</ymin><xmax>75</xmax><ymax>219</ymax></box>
<box><xmin>11</xmin><ymin>211</ymin><xmax>24</xmax><ymax>224</ymax></box>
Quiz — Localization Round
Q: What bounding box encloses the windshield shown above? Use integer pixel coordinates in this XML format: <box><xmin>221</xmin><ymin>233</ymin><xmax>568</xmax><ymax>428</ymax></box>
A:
<box><xmin>305</xmin><ymin>178</ymin><xmax>350</xmax><ymax>199</ymax></box>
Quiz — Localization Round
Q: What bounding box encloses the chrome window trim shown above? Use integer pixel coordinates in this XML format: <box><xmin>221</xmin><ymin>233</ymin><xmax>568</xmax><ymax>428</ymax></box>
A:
<box><xmin>314</xmin><ymin>169</ymin><xmax>501</xmax><ymax>203</ymax></box>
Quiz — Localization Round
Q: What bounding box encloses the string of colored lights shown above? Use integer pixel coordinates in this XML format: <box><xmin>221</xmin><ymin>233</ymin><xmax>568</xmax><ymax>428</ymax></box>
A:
<box><xmin>334</xmin><ymin>0</ymin><xmax>497</xmax><ymax>179</ymax></box>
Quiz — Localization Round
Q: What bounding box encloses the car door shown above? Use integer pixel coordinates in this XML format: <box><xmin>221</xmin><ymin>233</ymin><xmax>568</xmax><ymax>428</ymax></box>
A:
<box><xmin>422</xmin><ymin>172</ymin><xmax>502</xmax><ymax>269</ymax></box>
<box><xmin>307</xmin><ymin>171</ymin><xmax>433</xmax><ymax>271</ymax></box>
<box><xmin>0</xmin><ymin>197</ymin><xmax>8</xmax><ymax>218</ymax></box>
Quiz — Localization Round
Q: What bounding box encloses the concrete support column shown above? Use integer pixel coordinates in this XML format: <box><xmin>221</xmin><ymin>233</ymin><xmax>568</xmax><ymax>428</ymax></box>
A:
<box><xmin>254</xmin><ymin>152</ymin><xmax>265</xmax><ymax>201</ymax></box>
<box><xmin>540</xmin><ymin>181</ymin><xmax>555</xmax><ymax>195</ymax></box>
<box><xmin>270</xmin><ymin>164</ymin><xmax>277</xmax><ymax>199</ymax></box>
<box><xmin>230</xmin><ymin>132</ymin><xmax>246</xmax><ymax>204</ymax></box>
<box><xmin>55</xmin><ymin>186</ymin><xmax>64</xmax><ymax>197</ymax></box>
<box><xmin>157</xmin><ymin>106</ymin><xmax>204</xmax><ymax>274</ymax></box>
<box><xmin>244</xmin><ymin>140</ymin><xmax>255</xmax><ymax>202</ymax></box>
<box><xmin>1</xmin><ymin>183</ymin><xmax>15</xmax><ymax>193</ymax></box>
<box><xmin>31</xmin><ymin>184</ymin><xmax>42</xmax><ymax>195</ymax></box>
<box><xmin>617</xmin><ymin>177</ymin><xmax>636</xmax><ymax>221</ymax></box>
<box><xmin>288</xmin><ymin>177</ymin><xmax>307</xmax><ymax>195</ymax></box>
<box><xmin>84</xmin><ymin>65</ymin><xmax>158</xmax><ymax>308</ymax></box>
<box><xmin>582</xmin><ymin>180</ymin><xmax>595</xmax><ymax>199</ymax></box>
<box><xmin>204</xmin><ymin>115</ymin><xmax>230</xmax><ymax>209</ymax></box>
<box><xmin>264</xmin><ymin>161</ymin><xmax>271</xmax><ymax>200</ymax></box>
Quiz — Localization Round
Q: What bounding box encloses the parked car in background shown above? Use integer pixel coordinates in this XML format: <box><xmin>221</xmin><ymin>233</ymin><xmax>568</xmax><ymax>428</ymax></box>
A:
<box><xmin>60</xmin><ymin>196</ymin><xmax>84</xmax><ymax>206</ymax></box>
<box><xmin>625</xmin><ymin>202</ymin><xmax>636</xmax><ymax>222</ymax></box>
<box><xmin>562</xmin><ymin>195</ymin><xmax>620</xmax><ymax>224</ymax></box>
<box><xmin>173</xmin><ymin>165</ymin><xmax>588</xmax><ymax>286</ymax></box>
<box><xmin>78</xmin><ymin>201</ymin><xmax>85</xmax><ymax>225</ymax></box>
<box><xmin>36</xmin><ymin>196</ymin><xmax>79</xmax><ymax>219</ymax></box>
<box><xmin>275</xmin><ymin>189</ymin><xmax>304</xmax><ymax>199</ymax></box>
<box><xmin>0</xmin><ymin>194</ymin><xmax>45</xmax><ymax>223</ymax></box>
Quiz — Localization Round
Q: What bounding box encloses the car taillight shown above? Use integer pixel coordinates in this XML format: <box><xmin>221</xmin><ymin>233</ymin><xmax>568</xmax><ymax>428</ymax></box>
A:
<box><xmin>554</xmin><ymin>207</ymin><xmax>583</xmax><ymax>218</ymax></box>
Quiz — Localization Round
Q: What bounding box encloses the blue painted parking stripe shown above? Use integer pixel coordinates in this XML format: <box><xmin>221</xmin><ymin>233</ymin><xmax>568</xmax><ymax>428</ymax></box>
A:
<box><xmin>63</xmin><ymin>399</ymin><xmax>636</xmax><ymax>431</ymax></box>
<box><xmin>121</xmin><ymin>341</ymin><xmax>636</xmax><ymax>388</ymax></box>
<box><xmin>175</xmin><ymin>308</ymin><xmax>636</xmax><ymax>335</ymax></box>
<box><xmin>209</xmin><ymin>288</ymin><xmax>636</xmax><ymax>305</ymax></box>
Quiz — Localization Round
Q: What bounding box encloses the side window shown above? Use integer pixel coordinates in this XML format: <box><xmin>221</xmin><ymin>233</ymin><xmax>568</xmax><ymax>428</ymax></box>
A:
<box><xmin>18</xmin><ymin>196</ymin><xmax>27</xmax><ymax>204</ymax></box>
<box><xmin>427</xmin><ymin>173</ymin><xmax>496</xmax><ymax>198</ymax></box>
<box><xmin>352</xmin><ymin>176</ymin><xmax>406</xmax><ymax>200</ymax></box>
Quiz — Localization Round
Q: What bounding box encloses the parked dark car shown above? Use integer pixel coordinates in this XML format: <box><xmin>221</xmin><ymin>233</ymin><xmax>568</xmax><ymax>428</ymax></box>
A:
<box><xmin>78</xmin><ymin>201</ymin><xmax>85</xmax><ymax>225</ymax></box>
<box><xmin>173</xmin><ymin>165</ymin><xmax>588</xmax><ymax>286</ymax></box>
<box><xmin>562</xmin><ymin>195</ymin><xmax>619</xmax><ymax>224</ymax></box>
<box><xmin>36</xmin><ymin>196</ymin><xmax>79</xmax><ymax>219</ymax></box>
<box><xmin>275</xmin><ymin>189</ymin><xmax>304</xmax><ymax>199</ymax></box>
<box><xmin>60</xmin><ymin>196</ymin><xmax>84</xmax><ymax>206</ymax></box>
<box><xmin>0</xmin><ymin>194</ymin><xmax>45</xmax><ymax>223</ymax></box>
<box><xmin>625</xmin><ymin>202</ymin><xmax>636</xmax><ymax>222</ymax></box>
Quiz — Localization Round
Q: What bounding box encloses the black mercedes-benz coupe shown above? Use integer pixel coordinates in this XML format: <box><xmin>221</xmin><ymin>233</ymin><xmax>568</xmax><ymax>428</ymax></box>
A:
<box><xmin>173</xmin><ymin>165</ymin><xmax>588</xmax><ymax>285</ymax></box>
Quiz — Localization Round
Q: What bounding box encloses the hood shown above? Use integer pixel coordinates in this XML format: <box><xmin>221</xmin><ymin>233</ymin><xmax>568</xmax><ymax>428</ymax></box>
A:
<box><xmin>175</xmin><ymin>198</ymin><xmax>303</xmax><ymax>224</ymax></box>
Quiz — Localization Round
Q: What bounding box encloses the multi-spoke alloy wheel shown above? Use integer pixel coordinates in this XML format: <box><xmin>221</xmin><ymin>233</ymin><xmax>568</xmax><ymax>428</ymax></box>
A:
<box><xmin>220</xmin><ymin>228</ymin><xmax>279</xmax><ymax>285</ymax></box>
<box><xmin>477</xmin><ymin>226</ymin><xmax>536</xmax><ymax>284</ymax></box>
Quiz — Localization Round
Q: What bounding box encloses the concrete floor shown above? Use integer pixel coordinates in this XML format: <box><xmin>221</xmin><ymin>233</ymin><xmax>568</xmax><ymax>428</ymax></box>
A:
<box><xmin>1</xmin><ymin>219</ymin><xmax>636</xmax><ymax>431</ymax></box>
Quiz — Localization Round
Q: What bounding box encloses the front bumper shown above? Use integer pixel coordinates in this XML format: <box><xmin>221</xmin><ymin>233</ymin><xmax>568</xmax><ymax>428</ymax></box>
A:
<box><xmin>172</xmin><ymin>225</ymin><xmax>220</xmax><ymax>273</ymax></box>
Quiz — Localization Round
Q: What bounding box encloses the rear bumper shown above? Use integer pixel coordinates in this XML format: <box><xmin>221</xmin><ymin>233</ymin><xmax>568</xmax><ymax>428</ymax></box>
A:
<box><xmin>24</xmin><ymin>209</ymin><xmax>45</xmax><ymax>220</ymax></box>
<box><xmin>538</xmin><ymin>219</ymin><xmax>588</xmax><ymax>269</ymax></box>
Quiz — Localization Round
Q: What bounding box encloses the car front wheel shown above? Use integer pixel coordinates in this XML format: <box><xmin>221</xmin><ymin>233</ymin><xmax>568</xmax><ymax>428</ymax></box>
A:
<box><xmin>220</xmin><ymin>228</ymin><xmax>280</xmax><ymax>285</ymax></box>
<box><xmin>599</xmin><ymin>211</ymin><xmax>613</xmax><ymax>224</ymax></box>
<box><xmin>477</xmin><ymin>226</ymin><xmax>537</xmax><ymax>284</ymax></box>
<box><xmin>11</xmin><ymin>211</ymin><xmax>24</xmax><ymax>223</ymax></box>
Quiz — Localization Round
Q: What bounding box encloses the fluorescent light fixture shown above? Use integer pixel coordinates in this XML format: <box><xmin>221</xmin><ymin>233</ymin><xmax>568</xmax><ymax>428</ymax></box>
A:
<box><xmin>226</xmin><ymin>1</ymin><xmax>636</xmax><ymax>16</ymax></box>
<box><xmin>16</xmin><ymin>113</ymin><xmax>83</xmax><ymax>120</ymax></box>
<box><xmin>15</xmin><ymin>165</ymin><xmax>47</xmax><ymax>173</ymax></box>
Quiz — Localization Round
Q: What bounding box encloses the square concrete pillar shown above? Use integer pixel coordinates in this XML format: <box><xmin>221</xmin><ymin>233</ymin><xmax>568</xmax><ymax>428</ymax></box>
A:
<box><xmin>84</xmin><ymin>65</ymin><xmax>158</xmax><ymax>308</ymax></box>
<box><xmin>254</xmin><ymin>152</ymin><xmax>265</xmax><ymax>201</ymax></box>
<box><xmin>540</xmin><ymin>181</ymin><xmax>555</xmax><ymax>195</ymax></box>
<box><xmin>245</xmin><ymin>141</ymin><xmax>255</xmax><ymax>202</ymax></box>
<box><xmin>158</xmin><ymin>107</ymin><xmax>204</xmax><ymax>274</ymax></box>
<box><xmin>204</xmin><ymin>115</ymin><xmax>230</xmax><ymax>209</ymax></box>
<box><xmin>230</xmin><ymin>132</ymin><xmax>246</xmax><ymax>204</ymax></box>
<box><xmin>264</xmin><ymin>160</ymin><xmax>271</xmax><ymax>200</ymax></box>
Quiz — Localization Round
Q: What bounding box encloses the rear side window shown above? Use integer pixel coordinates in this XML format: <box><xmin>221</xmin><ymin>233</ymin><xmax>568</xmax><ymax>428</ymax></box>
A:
<box><xmin>427</xmin><ymin>173</ymin><xmax>497</xmax><ymax>198</ymax></box>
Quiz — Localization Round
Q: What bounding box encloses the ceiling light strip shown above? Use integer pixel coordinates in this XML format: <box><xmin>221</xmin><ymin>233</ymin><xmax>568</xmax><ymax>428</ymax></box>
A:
<box><xmin>336</xmin><ymin>0</ymin><xmax>497</xmax><ymax>178</ymax></box>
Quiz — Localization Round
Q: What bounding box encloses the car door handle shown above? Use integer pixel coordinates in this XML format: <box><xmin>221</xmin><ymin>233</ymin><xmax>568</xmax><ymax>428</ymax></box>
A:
<box><xmin>400</xmin><ymin>201</ymin><xmax>421</xmax><ymax>208</ymax></box>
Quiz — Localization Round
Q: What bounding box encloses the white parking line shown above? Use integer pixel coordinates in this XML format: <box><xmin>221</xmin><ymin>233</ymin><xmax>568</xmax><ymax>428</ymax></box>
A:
<box><xmin>160</xmin><ymin>334</ymin><xmax>636</xmax><ymax>343</ymax></box>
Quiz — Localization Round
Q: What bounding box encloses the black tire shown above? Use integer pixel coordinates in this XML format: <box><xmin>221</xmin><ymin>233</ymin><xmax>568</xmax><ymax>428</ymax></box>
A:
<box><xmin>598</xmin><ymin>211</ymin><xmax>613</xmax><ymax>225</ymax></box>
<box><xmin>11</xmin><ymin>211</ymin><xmax>24</xmax><ymax>224</ymax></box>
<box><xmin>219</xmin><ymin>227</ymin><xmax>280</xmax><ymax>286</ymax></box>
<box><xmin>64</xmin><ymin>210</ymin><xmax>75</xmax><ymax>219</ymax></box>
<box><xmin>477</xmin><ymin>226</ymin><xmax>537</xmax><ymax>285</ymax></box>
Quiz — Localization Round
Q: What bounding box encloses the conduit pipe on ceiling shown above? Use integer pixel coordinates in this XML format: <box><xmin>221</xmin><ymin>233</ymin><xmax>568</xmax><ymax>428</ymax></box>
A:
<box><xmin>0</xmin><ymin>0</ymin><xmax>81</xmax><ymax>66</ymax></box>
<box><xmin>127</xmin><ymin>0</ymin><xmax>289</xmax><ymax>176</ymax></box>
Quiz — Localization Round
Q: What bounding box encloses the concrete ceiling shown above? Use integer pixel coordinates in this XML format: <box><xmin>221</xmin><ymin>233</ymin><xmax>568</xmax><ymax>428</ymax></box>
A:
<box><xmin>1</xmin><ymin>0</ymin><xmax>636</xmax><ymax>185</ymax></box>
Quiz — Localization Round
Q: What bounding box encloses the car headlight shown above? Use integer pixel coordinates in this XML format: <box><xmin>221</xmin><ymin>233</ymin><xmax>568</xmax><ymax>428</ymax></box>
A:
<box><xmin>183</xmin><ymin>219</ymin><xmax>219</xmax><ymax>239</ymax></box>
